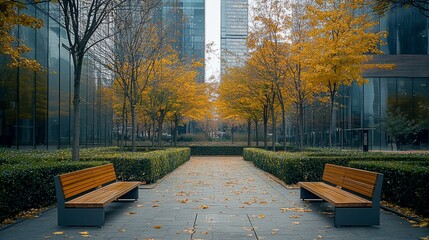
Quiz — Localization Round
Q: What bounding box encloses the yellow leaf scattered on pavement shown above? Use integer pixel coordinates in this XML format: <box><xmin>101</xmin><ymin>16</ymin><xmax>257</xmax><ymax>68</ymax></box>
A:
<box><xmin>52</xmin><ymin>232</ymin><xmax>64</xmax><ymax>235</ymax></box>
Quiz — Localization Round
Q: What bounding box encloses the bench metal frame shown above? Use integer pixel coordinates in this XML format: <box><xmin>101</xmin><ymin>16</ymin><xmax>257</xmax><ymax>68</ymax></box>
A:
<box><xmin>300</xmin><ymin>171</ymin><xmax>384</xmax><ymax>227</ymax></box>
<box><xmin>54</xmin><ymin>176</ymin><xmax>139</xmax><ymax>227</ymax></box>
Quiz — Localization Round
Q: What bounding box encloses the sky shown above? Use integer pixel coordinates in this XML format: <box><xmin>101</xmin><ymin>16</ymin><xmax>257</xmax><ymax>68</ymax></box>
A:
<box><xmin>205</xmin><ymin>0</ymin><xmax>221</xmax><ymax>82</ymax></box>
<box><xmin>205</xmin><ymin>0</ymin><xmax>254</xmax><ymax>82</ymax></box>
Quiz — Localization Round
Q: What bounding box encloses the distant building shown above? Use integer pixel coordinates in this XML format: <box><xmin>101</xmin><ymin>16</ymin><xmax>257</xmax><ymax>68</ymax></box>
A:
<box><xmin>220</xmin><ymin>0</ymin><xmax>248</xmax><ymax>76</ymax></box>
<box><xmin>160</xmin><ymin>0</ymin><xmax>205</xmax><ymax>83</ymax></box>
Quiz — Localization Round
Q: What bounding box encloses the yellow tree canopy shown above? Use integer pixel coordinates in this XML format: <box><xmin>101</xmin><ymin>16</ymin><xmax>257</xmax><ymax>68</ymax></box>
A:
<box><xmin>0</xmin><ymin>0</ymin><xmax>43</xmax><ymax>70</ymax></box>
<box><xmin>305</xmin><ymin>0</ymin><xmax>392</xmax><ymax>96</ymax></box>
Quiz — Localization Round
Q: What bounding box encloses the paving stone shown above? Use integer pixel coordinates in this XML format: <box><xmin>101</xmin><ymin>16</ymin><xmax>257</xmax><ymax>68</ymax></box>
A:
<box><xmin>1</xmin><ymin>156</ymin><xmax>429</xmax><ymax>240</ymax></box>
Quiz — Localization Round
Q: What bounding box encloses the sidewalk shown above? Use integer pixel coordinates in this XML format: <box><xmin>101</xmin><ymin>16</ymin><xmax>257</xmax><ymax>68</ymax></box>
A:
<box><xmin>1</xmin><ymin>156</ymin><xmax>428</xmax><ymax>239</ymax></box>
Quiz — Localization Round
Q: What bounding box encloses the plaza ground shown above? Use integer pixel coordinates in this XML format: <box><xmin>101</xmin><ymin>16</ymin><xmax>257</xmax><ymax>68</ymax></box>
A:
<box><xmin>1</xmin><ymin>157</ymin><xmax>428</xmax><ymax>239</ymax></box>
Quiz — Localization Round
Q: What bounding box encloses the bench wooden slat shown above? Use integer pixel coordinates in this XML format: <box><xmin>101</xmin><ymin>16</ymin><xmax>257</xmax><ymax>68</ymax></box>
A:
<box><xmin>322</xmin><ymin>164</ymin><xmax>378</xmax><ymax>198</ymax></box>
<box><xmin>298</xmin><ymin>182</ymin><xmax>372</xmax><ymax>207</ymax></box>
<box><xmin>65</xmin><ymin>181</ymin><xmax>140</xmax><ymax>208</ymax></box>
<box><xmin>59</xmin><ymin>164</ymin><xmax>118</xmax><ymax>199</ymax></box>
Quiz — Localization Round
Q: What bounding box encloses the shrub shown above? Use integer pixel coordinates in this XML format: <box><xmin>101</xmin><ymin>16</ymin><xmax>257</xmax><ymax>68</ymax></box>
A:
<box><xmin>0</xmin><ymin>161</ymin><xmax>106</xmax><ymax>222</ymax></box>
<box><xmin>110</xmin><ymin>148</ymin><xmax>190</xmax><ymax>183</ymax></box>
<box><xmin>190</xmin><ymin>146</ymin><xmax>244</xmax><ymax>156</ymax></box>
<box><xmin>349</xmin><ymin>161</ymin><xmax>429</xmax><ymax>217</ymax></box>
<box><xmin>243</xmin><ymin>148</ymin><xmax>349</xmax><ymax>184</ymax></box>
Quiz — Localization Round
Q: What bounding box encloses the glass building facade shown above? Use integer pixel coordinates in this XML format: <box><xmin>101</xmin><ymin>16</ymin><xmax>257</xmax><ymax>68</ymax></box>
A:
<box><xmin>220</xmin><ymin>0</ymin><xmax>248</xmax><ymax>76</ymax></box>
<box><xmin>295</xmin><ymin>6</ymin><xmax>429</xmax><ymax>150</ymax></box>
<box><xmin>0</xmin><ymin>3</ymin><xmax>113</xmax><ymax>149</ymax></box>
<box><xmin>161</xmin><ymin>0</ymin><xmax>205</xmax><ymax>83</ymax></box>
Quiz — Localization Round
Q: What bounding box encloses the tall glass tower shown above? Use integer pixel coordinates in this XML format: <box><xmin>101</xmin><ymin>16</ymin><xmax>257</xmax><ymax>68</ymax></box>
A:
<box><xmin>161</xmin><ymin>0</ymin><xmax>205</xmax><ymax>82</ymax></box>
<box><xmin>220</xmin><ymin>0</ymin><xmax>248</xmax><ymax>76</ymax></box>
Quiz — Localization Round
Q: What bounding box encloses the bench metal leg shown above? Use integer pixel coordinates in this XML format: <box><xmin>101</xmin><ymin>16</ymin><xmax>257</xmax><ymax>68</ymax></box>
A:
<box><xmin>117</xmin><ymin>186</ymin><xmax>139</xmax><ymax>201</ymax></box>
<box><xmin>58</xmin><ymin>207</ymin><xmax>105</xmax><ymax>227</ymax></box>
<box><xmin>300</xmin><ymin>187</ymin><xmax>323</xmax><ymax>200</ymax></box>
<box><xmin>334</xmin><ymin>207</ymin><xmax>380</xmax><ymax>227</ymax></box>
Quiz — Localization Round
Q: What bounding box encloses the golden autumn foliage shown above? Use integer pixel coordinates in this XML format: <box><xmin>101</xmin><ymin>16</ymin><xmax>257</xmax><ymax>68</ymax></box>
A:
<box><xmin>0</xmin><ymin>0</ymin><xmax>43</xmax><ymax>71</ymax></box>
<box><xmin>305</xmin><ymin>0</ymin><xmax>394</xmax><ymax>146</ymax></box>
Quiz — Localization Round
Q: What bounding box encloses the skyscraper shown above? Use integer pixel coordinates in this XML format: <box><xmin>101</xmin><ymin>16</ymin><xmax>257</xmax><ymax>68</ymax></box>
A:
<box><xmin>221</xmin><ymin>0</ymin><xmax>248</xmax><ymax>76</ymax></box>
<box><xmin>161</xmin><ymin>0</ymin><xmax>205</xmax><ymax>82</ymax></box>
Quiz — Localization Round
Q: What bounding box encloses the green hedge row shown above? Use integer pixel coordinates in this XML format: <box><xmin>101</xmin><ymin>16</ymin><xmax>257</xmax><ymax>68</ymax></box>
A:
<box><xmin>110</xmin><ymin>148</ymin><xmax>190</xmax><ymax>183</ymax></box>
<box><xmin>349</xmin><ymin>161</ymin><xmax>429</xmax><ymax>217</ymax></box>
<box><xmin>190</xmin><ymin>146</ymin><xmax>244</xmax><ymax>155</ymax></box>
<box><xmin>243</xmin><ymin>148</ymin><xmax>429</xmax><ymax>217</ymax></box>
<box><xmin>0</xmin><ymin>161</ymin><xmax>107</xmax><ymax>222</ymax></box>
<box><xmin>243</xmin><ymin>148</ymin><xmax>349</xmax><ymax>184</ymax></box>
<box><xmin>0</xmin><ymin>147</ymin><xmax>191</xmax><ymax>223</ymax></box>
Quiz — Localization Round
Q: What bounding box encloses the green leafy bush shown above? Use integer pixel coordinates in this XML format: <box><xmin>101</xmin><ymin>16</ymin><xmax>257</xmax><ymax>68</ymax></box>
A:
<box><xmin>190</xmin><ymin>146</ymin><xmax>244</xmax><ymax>156</ymax></box>
<box><xmin>349</xmin><ymin>161</ymin><xmax>429</xmax><ymax>217</ymax></box>
<box><xmin>0</xmin><ymin>161</ymin><xmax>106</xmax><ymax>222</ymax></box>
<box><xmin>244</xmin><ymin>147</ymin><xmax>429</xmax><ymax>217</ymax></box>
<box><xmin>243</xmin><ymin>148</ymin><xmax>349</xmax><ymax>184</ymax></box>
<box><xmin>110</xmin><ymin>148</ymin><xmax>190</xmax><ymax>183</ymax></box>
<box><xmin>0</xmin><ymin>147</ymin><xmax>190</xmax><ymax>222</ymax></box>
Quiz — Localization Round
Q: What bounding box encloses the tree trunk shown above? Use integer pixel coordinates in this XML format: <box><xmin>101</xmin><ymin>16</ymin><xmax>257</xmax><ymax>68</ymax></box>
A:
<box><xmin>270</xmin><ymin>104</ymin><xmax>276</xmax><ymax>151</ymax></box>
<box><xmin>173</xmin><ymin>116</ymin><xmax>178</xmax><ymax>147</ymax></box>
<box><xmin>299</xmin><ymin>102</ymin><xmax>304</xmax><ymax>151</ymax></box>
<box><xmin>151</xmin><ymin>118</ymin><xmax>156</xmax><ymax>147</ymax></box>
<box><xmin>280</xmin><ymin>102</ymin><xmax>287</xmax><ymax>151</ymax></box>
<box><xmin>247</xmin><ymin>120</ymin><xmax>251</xmax><ymax>147</ymax></box>
<box><xmin>329</xmin><ymin>93</ymin><xmax>335</xmax><ymax>149</ymax></box>
<box><xmin>263</xmin><ymin>105</ymin><xmax>268</xmax><ymax>150</ymax></box>
<box><xmin>72</xmin><ymin>56</ymin><xmax>84</xmax><ymax>161</ymax></box>
<box><xmin>131</xmin><ymin>105</ymin><xmax>136</xmax><ymax>152</ymax></box>
<box><xmin>255</xmin><ymin>120</ymin><xmax>259</xmax><ymax>147</ymax></box>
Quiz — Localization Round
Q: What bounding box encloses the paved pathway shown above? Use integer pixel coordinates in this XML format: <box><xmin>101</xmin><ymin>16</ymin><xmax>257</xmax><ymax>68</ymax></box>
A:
<box><xmin>1</xmin><ymin>157</ymin><xmax>429</xmax><ymax>239</ymax></box>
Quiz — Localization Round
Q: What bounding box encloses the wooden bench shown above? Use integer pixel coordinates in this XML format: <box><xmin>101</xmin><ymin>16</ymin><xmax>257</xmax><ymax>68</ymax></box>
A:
<box><xmin>298</xmin><ymin>164</ymin><xmax>383</xmax><ymax>226</ymax></box>
<box><xmin>54</xmin><ymin>164</ymin><xmax>140</xmax><ymax>226</ymax></box>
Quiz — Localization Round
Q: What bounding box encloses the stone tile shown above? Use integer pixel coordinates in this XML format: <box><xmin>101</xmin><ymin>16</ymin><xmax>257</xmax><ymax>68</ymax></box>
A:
<box><xmin>1</xmin><ymin>157</ymin><xmax>429</xmax><ymax>240</ymax></box>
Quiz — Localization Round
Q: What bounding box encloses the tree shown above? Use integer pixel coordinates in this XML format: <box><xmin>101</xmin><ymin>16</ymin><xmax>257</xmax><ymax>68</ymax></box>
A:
<box><xmin>58</xmin><ymin>0</ymin><xmax>128</xmax><ymax>160</ymax></box>
<box><xmin>384</xmin><ymin>107</ymin><xmax>423</xmax><ymax>150</ymax></box>
<box><xmin>98</xmin><ymin>0</ymin><xmax>161</xmax><ymax>151</ymax></box>
<box><xmin>305</xmin><ymin>0</ymin><xmax>393</xmax><ymax>148</ymax></box>
<box><xmin>372</xmin><ymin>0</ymin><xmax>429</xmax><ymax>17</ymax></box>
<box><xmin>217</xmin><ymin>66</ymin><xmax>265</xmax><ymax>147</ymax></box>
<box><xmin>0</xmin><ymin>0</ymin><xmax>43</xmax><ymax>71</ymax></box>
<box><xmin>248</xmin><ymin>0</ymin><xmax>290</xmax><ymax>151</ymax></box>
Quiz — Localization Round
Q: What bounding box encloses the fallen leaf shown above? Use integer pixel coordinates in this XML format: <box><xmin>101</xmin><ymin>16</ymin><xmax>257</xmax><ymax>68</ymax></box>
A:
<box><xmin>178</xmin><ymin>199</ymin><xmax>189</xmax><ymax>204</ymax></box>
<box><xmin>419</xmin><ymin>237</ymin><xmax>429</xmax><ymax>240</ymax></box>
<box><xmin>152</xmin><ymin>204</ymin><xmax>159</xmax><ymax>207</ymax></box>
<box><xmin>153</xmin><ymin>225</ymin><xmax>162</xmax><ymax>229</ymax></box>
<box><xmin>201</xmin><ymin>231</ymin><xmax>209</xmax><ymax>234</ymax></box>
<box><xmin>126</xmin><ymin>212</ymin><xmax>136</xmax><ymax>215</ymax></box>
<box><xmin>258</xmin><ymin>214</ymin><xmax>265</xmax><ymax>219</ymax></box>
<box><xmin>199</xmin><ymin>205</ymin><xmax>209</xmax><ymax>209</ymax></box>
<box><xmin>183</xmin><ymin>228</ymin><xmax>195</xmax><ymax>234</ymax></box>
<box><xmin>137</xmin><ymin>204</ymin><xmax>144</xmax><ymax>208</ymax></box>
<box><xmin>52</xmin><ymin>232</ymin><xmax>64</xmax><ymax>235</ymax></box>
<box><xmin>79</xmin><ymin>231</ymin><xmax>91</xmax><ymax>237</ymax></box>
<box><xmin>292</xmin><ymin>222</ymin><xmax>300</xmax><ymax>225</ymax></box>
<box><xmin>289</xmin><ymin>215</ymin><xmax>301</xmax><ymax>219</ymax></box>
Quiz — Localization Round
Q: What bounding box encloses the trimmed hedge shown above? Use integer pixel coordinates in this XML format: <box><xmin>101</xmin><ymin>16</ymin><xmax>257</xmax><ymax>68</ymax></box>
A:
<box><xmin>110</xmin><ymin>148</ymin><xmax>190</xmax><ymax>183</ymax></box>
<box><xmin>190</xmin><ymin>146</ymin><xmax>244</xmax><ymax>156</ymax></box>
<box><xmin>0</xmin><ymin>161</ymin><xmax>107</xmax><ymax>222</ymax></box>
<box><xmin>244</xmin><ymin>148</ymin><xmax>429</xmax><ymax>217</ymax></box>
<box><xmin>349</xmin><ymin>161</ymin><xmax>429</xmax><ymax>217</ymax></box>
<box><xmin>0</xmin><ymin>147</ymin><xmax>190</xmax><ymax>223</ymax></box>
<box><xmin>243</xmin><ymin>148</ymin><xmax>349</xmax><ymax>184</ymax></box>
